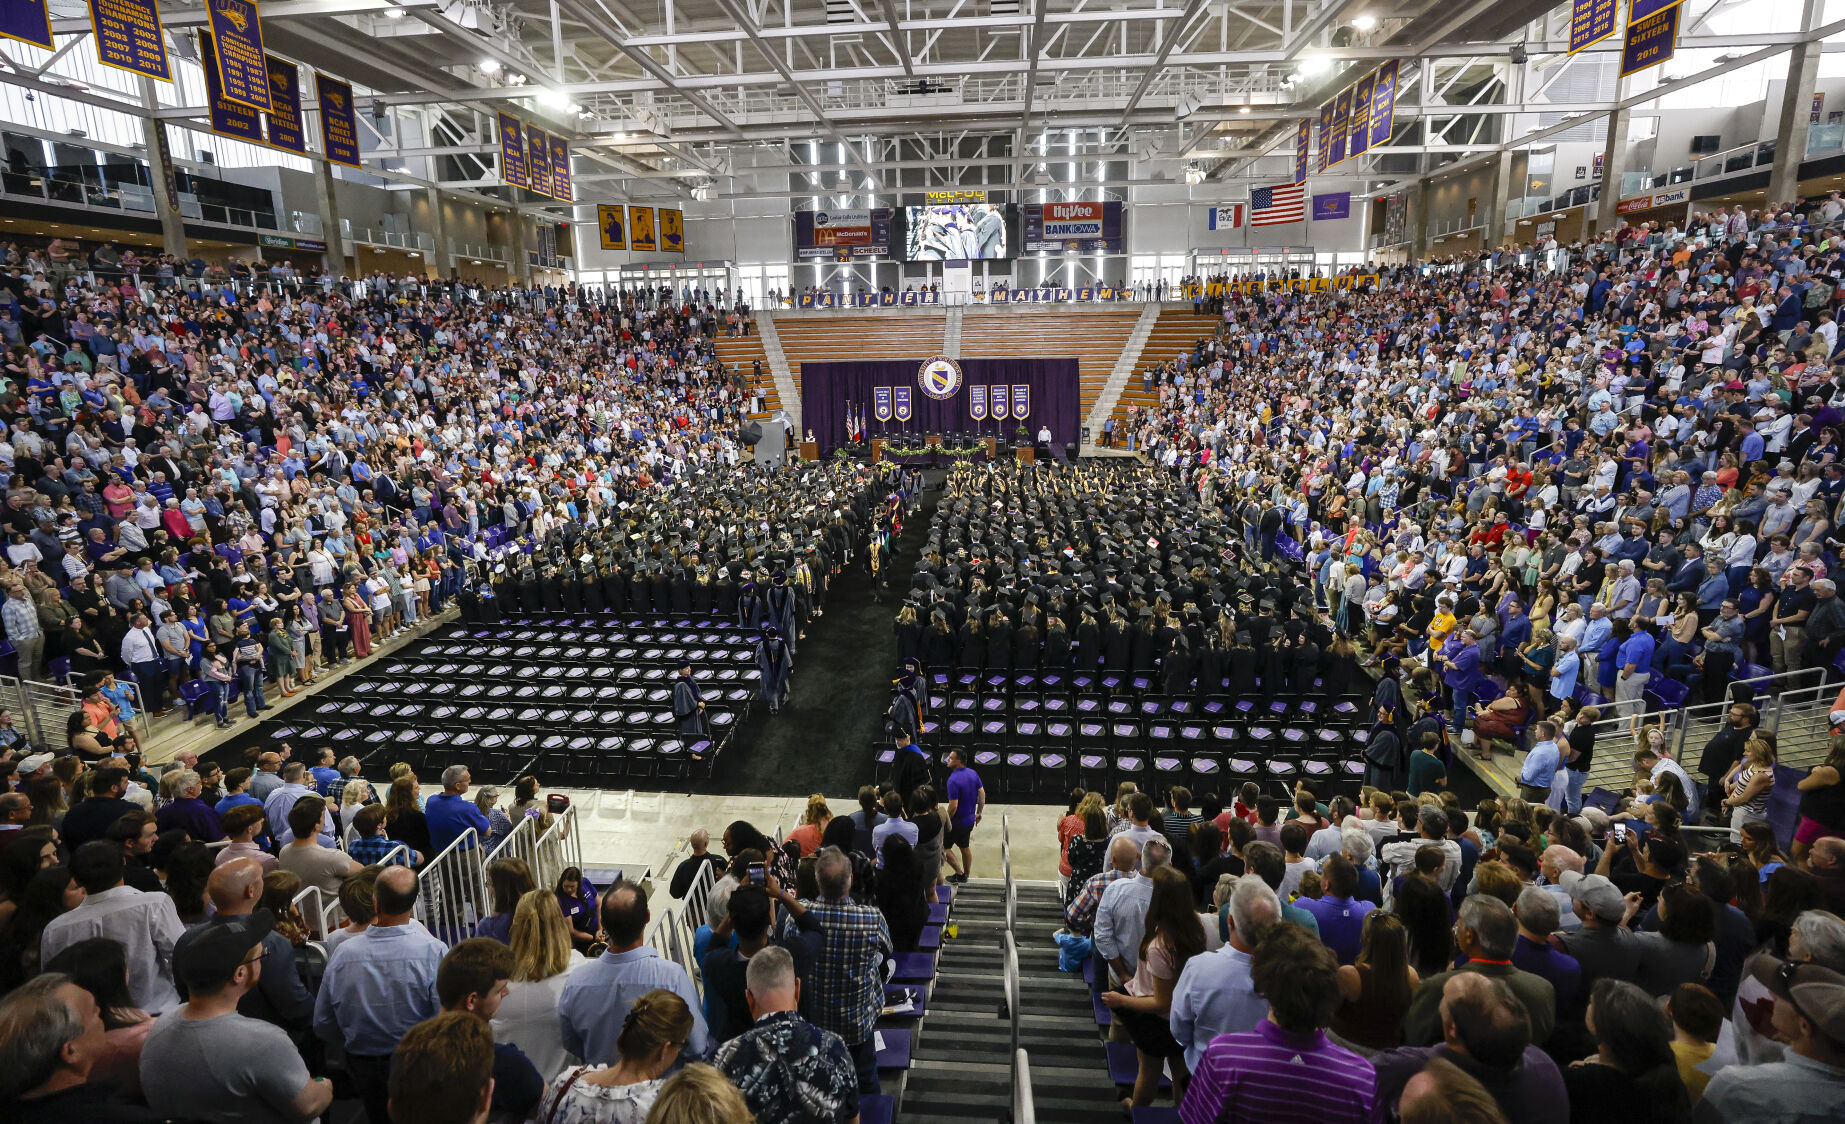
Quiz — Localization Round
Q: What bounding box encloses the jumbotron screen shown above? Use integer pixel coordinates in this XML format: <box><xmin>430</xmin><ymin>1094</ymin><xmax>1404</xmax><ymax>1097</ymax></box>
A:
<box><xmin>902</xmin><ymin>203</ymin><xmax>1010</xmax><ymax>260</ymax></box>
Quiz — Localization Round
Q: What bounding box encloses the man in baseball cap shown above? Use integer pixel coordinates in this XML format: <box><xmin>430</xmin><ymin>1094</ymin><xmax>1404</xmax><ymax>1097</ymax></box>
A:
<box><xmin>16</xmin><ymin>752</ymin><xmax>54</xmax><ymax>781</ymax></box>
<box><xmin>141</xmin><ymin>908</ymin><xmax>333</xmax><ymax>1121</ymax></box>
<box><xmin>1554</xmin><ymin>870</ymin><xmax>1642</xmax><ymax>990</ymax></box>
<box><xmin>1696</xmin><ymin>957</ymin><xmax>1845</xmax><ymax>1122</ymax></box>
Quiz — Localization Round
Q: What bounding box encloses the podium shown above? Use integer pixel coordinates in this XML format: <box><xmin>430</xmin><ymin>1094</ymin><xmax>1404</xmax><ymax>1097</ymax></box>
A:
<box><xmin>1016</xmin><ymin>446</ymin><xmax>1036</xmax><ymax>464</ymax></box>
<box><xmin>800</xmin><ymin>441</ymin><xmax>819</xmax><ymax>461</ymax></box>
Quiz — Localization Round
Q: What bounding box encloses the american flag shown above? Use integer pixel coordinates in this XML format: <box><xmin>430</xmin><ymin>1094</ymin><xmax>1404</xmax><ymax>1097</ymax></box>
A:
<box><xmin>1250</xmin><ymin>182</ymin><xmax>1306</xmax><ymax>226</ymax></box>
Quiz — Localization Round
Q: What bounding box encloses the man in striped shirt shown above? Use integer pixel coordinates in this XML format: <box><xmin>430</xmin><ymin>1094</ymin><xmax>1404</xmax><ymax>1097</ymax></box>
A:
<box><xmin>1179</xmin><ymin>923</ymin><xmax>1376</xmax><ymax>1124</ymax></box>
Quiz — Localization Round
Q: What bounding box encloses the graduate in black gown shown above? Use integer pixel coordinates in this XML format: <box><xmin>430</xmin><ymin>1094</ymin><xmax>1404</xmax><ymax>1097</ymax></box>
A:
<box><xmin>672</xmin><ymin>660</ymin><xmax>708</xmax><ymax>736</ymax></box>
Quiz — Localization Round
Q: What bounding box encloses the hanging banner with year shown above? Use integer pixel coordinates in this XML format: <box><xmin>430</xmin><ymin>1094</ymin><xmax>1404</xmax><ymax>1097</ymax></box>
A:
<box><xmin>1317</xmin><ymin>100</ymin><xmax>1335</xmax><ymax>173</ymax></box>
<box><xmin>1293</xmin><ymin>119</ymin><xmax>1311</xmax><ymax>185</ymax></box>
<box><xmin>86</xmin><ymin>0</ymin><xmax>171</xmax><ymax>81</ymax></box>
<box><xmin>526</xmin><ymin>125</ymin><xmax>553</xmax><ymax>197</ymax></box>
<box><xmin>549</xmin><ymin>135</ymin><xmax>572</xmax><ymax>202</ymax></box>
<box><xmin>200</xmin><ymin>31</ymin><xmax>264</xmax><ymax>143</ymax></box>
<box><xmin>498</xmin><ymin>112</ymin><xmax>528</xmax><ymax>188</ymax></box>
<box><xmin>1348</xmin><ymin>71</ymin><xmax>1376</xmax><ymax>158</ymax></box>
<box><xmin>207</xmin><ymin>0</ymin><xmax>271</xmax><ymax>111</ymax></box>
<box><xmin>263</xmin><ymin>54</ymin><xmax>306</xmax><ymax>155</ymax></box>
<box><xmin>1368</xmin><ymin>59</ymin><xmax>1399</xmax><ymax>149</ymax></box>
<box><xmin>1619</xmin><ymin>2</ymin><xmax>1681</xmax><ymax>77</ymax></box>
<box><xmin>315</xmin><ymin>73</ymin><xmax>361</xmax><ymax>167</ymax></box>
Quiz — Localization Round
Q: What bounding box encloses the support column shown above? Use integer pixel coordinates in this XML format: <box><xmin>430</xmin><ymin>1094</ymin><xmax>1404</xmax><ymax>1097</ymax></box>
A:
<box><xmin>1409</xmin><ymin>178</ymin><xmax>1431</xmax><ymax>260</ymax></box>
<box><xmin>312</xmin><ymin>159</ymin><xmax>353</xmax><ymax>278</ymax></box>
<box><xmin>1769</xmin><ymin>0</ymin><xmax>1825</xmax><ymax>207</ymax></box>
<box><xmin>138</xmin><ymin>79</ymin><xmax>187</xmax><ymax>257</ymax></box>
<box><xmin>1592</xmin><ymin>105</ymin><xmax>1629</xmax><ymax>237</ymax></box>
<box><xmin>1484</xmin><ymin>147</ymin><xmax>1516</xmax><ymax>250</ymax></box>
<box><xmin>424</xmin><ymin>187</ymin><xmax>453</xmax><ymax>280</ymax></box>
<box><xmin>509</xmin><ymin>212</ymin><xmax>532</xmax><ymax>284</ymax></box>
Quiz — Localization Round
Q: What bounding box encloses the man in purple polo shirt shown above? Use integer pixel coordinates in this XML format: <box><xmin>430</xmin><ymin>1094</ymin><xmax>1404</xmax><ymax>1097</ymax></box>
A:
<box><xmin>943</xmin><ymin>748</ymin><xmax>985</xmax><ymax>885</ymax></box>
<box><xmin>1436</xmin><ymin>628</ymin><xmax>1483</xmax><ymax>739</ymax></box>
<box><xmin>1179</xmin><ymin>922</ymin><xmax>1375</xmax><ymax>1124</ymax></box>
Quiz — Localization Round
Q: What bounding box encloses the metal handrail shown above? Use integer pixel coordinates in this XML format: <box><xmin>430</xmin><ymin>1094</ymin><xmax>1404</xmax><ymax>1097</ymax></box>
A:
<box><xmin>682</xmin><ymin>859</ymin><xmax>721</xmax><ymax>929</ymax></box>
<box><xmin>415</xmin><ymin>827</ymin><xmax>487</xmax><ymax>946</ymax></box>
<box><xmin>1012</xmin><ymin>1049</ymin><xmax>1036</xmax><ymax>1124</ymax></box>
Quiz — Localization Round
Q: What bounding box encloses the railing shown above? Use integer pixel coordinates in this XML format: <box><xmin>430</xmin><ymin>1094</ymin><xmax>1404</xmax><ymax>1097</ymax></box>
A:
<box><xmin>0</xmin><ymin>674</ymin><xmax>85</xmax><ymax>755</ymax></box>
<box><xmin>1811</xmin><ymin>123</ymin><xmax>1845</xmax><ymax>161</ymax></box>
<box><xmin>681</xmin><ymin>858</ymin><xmax>721</xmax><ymax>930</ymax></box>
<box><xmin>415</xmin><ymin>828</ymin><xmax>487</xmax><ymax>945</ymax></box>
<box><xmin>1011</xmin><ymin>1049</ymin><xmax>1036</xmax><ymax>1124</ymax></box>
<box><xmin>1693</xmin><ymin>140</ymin><xmax>1776</xmax><ymax>182</ymax></box>
<box><xmin>289</xmin><ymin>884</ymin><xmax>346</xmax><ymax>942</ymax></box>
<box><xmin>351</xmin><ymin>228</ymin><xmax>437</xmax><ymax>252</ymax></box>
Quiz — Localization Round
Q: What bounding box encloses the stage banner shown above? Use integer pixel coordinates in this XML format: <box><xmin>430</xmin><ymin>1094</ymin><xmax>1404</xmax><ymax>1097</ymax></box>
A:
<box><xmin>0</xmin><ymin>0</ymin><xmax>53</xmax><ymax>49</ymax></box>
<box><xmin>1293</xmin><ymin>118</ymin><xmax>1311</xmax><ymax>184</ymax></box>
<box><xmin>1329</xmin><ymin>87</ymin><xmax>1352</xmax><ymax>167</ymax></box>
<box><xmin>969</xmin><ymin>384</ymin><xmax>987</xmax><ymax>421</ymax></box>
<box><xmin>596</xmin><ymin>204</ymin><xmax>626</xmax><ymax>250</ymax></box>
<box><xmin>207</xmin><ymin>0</ymin><xmax>270</xmax><ymax>111</ymax></box>
<box><xmin>549</xmin><ymin>135</ymin><xmax>571</xmax><ymax>202</ymax></box>
<box><xmin>200</xmin><ymin>32</ymin><xmax>263</xmax><ymax>143</ymax></box>
<box><xmin>892</xmin><ymin>387</ymin><xmax>913</xmax><ymax>422</ymax></box>
<box><xmin>991</xmin><ymin>387</ymin><xmax>1010</xmax><ymax>421</ymax></box>
<box><xmin>88</xmin><ymin>0</ymin><xmax>170</xmax><ymax>80</ymax></box>
<box><xmin>629</xmin><ymin>206</ymin><xmax>657</xmax><ymax>251</ymax></box>
<box><xmin>661</xmin><ymin>207</ymin><xmax>684</xmax><ymax>252</ymax></box>
<box><xmin>1317</xmin><ymin>100</ymin><xmax>1335</xmax><ymax>172</ymax></box>
<box><xmin>1013</xmin><ymin>385</ymin><xmax>1030</xmax><ymax>421</ymax></box>
<box><xmin>526</xmin><ymin>126</ymin><xmax>553</xmax><ymax>196</ymax></box>
<box><xmin>874</xmin><ymin>387</ymin><xmax>893</xmax><ymax>422</ymax></box>
<box><xmin>1348</xmin><ymin>72</ymin><xmax>1376</xmax><ymax>158</ymax></box>
<box><xmin>1569</xmin><ymin>0</ymin><xmax>1618</xmax><ymax>53</ymax></box>
<box><xmin>1620</xmin><ymin>2</ymin><xmax>1680</xmax><ymax>76</ymax></box>
<box><xmin>1369</xmin><ymin>59</ymin><xmax>1399</xmax><ymax>149</ymax></box>
<box><xmin>263</xmin><ymin>55</ymin><xmax>305</xmax><ymax>154</ymax></box>
<box><xmin>498</xmin><ymin>112</ymin><xmax>528</xmax><ymax>188</ymax></box>
<box><xmin>316</xmin><ymin>73</ymin><xmax>361</xmax><ymax>167</ymax></box>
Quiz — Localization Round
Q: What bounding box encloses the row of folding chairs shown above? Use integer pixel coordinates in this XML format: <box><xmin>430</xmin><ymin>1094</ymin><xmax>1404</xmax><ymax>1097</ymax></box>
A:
<box><xmin>927</xmin><ymin>665</ymin><xmax>1368</xmax><ymax>703</ymax></box>
<box><xmin>923</xmin><ymin>713</ymin><xmax>1369</xmax><ymax>755</ymax></box>
<box><xmin>878</xmin><ymin>741</ymin><xmax>1366</xmax><ymax>800</ymax></box>
<box><xmin>925</xmin><ymin>689</ymin><xmax>1365</xmax><ymax>728</ymax></box>
<box><xmin>412</xmin><ymin>640</ymin><xmax>756</xmax><ymax>665</ymax></box>
<box><xmin>450</xmin><ymin>618</ymin><xmax>746</xmax><ymax>640</ymax></box>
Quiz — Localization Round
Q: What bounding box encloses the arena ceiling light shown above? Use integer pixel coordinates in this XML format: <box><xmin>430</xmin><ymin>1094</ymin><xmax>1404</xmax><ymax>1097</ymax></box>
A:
<box><xmin>1351</xmin><ymin>14</ymin><xmax>1377</xmax><ymax>31</ymax></box>
<box><xmin>479</xmin><ymin>58</ymin><xmax>501</xmax><ymax>73</ymax></box>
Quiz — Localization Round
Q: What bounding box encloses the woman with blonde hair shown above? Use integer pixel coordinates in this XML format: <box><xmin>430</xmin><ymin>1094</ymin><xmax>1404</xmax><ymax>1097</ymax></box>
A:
<box><xmin>492</xmin><ymin>889</ymin><xmax>588</xmax><ymax>1080</ymax></box>
<box><xmin>786</xmin><ymin>794</ymin><xmax>831</xmax><ymax>857</ymax></box>
<box><xmin>642</xmin><ymin>1062</ymin><xmax>753</xmax><ymax>1124</ymax></box>
<box><xmin>1719</xmin><ymin>736</ymin><xmax>1777</xmax><ymax>836</ymax></box>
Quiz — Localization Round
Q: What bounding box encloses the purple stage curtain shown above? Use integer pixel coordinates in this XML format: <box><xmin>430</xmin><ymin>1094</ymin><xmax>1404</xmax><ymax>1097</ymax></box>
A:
<box><xmin>800</xmin><ymin>357</ymin><xmax>1080</xmax><ymax>455</ymax></box>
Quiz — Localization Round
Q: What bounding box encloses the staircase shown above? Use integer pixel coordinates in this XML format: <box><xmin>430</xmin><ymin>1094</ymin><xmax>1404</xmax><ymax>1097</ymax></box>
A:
<box><xmin>944</xmin><ymin>306</ymin><xmax>964</xmax><ymax>359</ymax></box>
<box><xmin>905</xmin><ymin>879</ymin><xmax>1121</xmax><ymax>1123</ymax></box>
<box><xmin>754</xmin><ymin>310</ymin><xmax>800</xmax><ymax>434</ymax></box>
<box><xmin>1083</xmin><ymin>304</ymin><xmax>1160</xmax><ymax>444</ymax></box>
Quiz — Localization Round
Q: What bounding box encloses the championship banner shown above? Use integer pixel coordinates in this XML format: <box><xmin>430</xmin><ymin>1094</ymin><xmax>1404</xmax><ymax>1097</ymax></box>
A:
<box><xmin>550</xmin><ymin>135</ymin><xmax>571</xmax><ymax>202</ymax></box>
<box><xmin>87</xmin><ymin>0</ymin><xmax>171</xmax><ymax>80</ymax></box>
<box><xmin>1013</xmin><ymin>385</ymin><xmax>1030</xmax><ymax>421</ymax></box>
<box><xmin>0</xmin><ymin>0</ymin><xmax>53</xmax><ymax>49</ymax></box>
<box><xmin>969</xmin><ymin>384</ymin><xmax>988</xmax><ymax>421</ymax></box>
<box><xmin>629</xmin><ymin>206</ymin><xmax>657</xmax><ymax>251</ymax></box>
<box><xmin>1317</xmin><ymin>100</ymin><xmax>1335</xmax><ymax>172</ymax></box>
<box><xmin>991</xmin><ymin>388</ymin><xmax>1010</xmax><ymax>421</ymax></box>
<box><xmin>315</xmin><ymin>73</ymin><xmax>361</xmax><ymax>167</ymax></box>
<box><xmin>661</xmin><ymin>208</ymin><xmax>684</xmax><ymax>252</ymax></box>
<box><xmin>596</xmin><ymin>204</ymin><xmax>626</xmax><ymax>250</ymax></box>
<box><xmin>263</xmin><ymin>55</ymin><xmax>305</xmax><ymax>155</ymax></box>
<box><xmin>1348</xmin><ymin>72</ymin><xmax>1376</xmax><ymax>158</ymax></box>
<box><xmin>498</xmin><ymin>112</ymin><xmax>528</xmax><ymax>188</ymax></box>
<box><xmin>1569</xmin><ymin>0</ymin><xmax>1618</xmax><ymax>53</ymax></box>
<box><xmin>1619</xmin><ymin>2</ymin><xmax>1680</xmax><ymax>76</ymax></box>
<box><xmin>207</xmin><ymin>0</ymin><xmax>271</xmax><ymax>111</ymax></box>
<box><xmin>873</xmin><ymin>387</ymin><xmax>893</xmax><ymax>423</ymax></box>
<box><xmin>1293</xmin><ymin>118</ymin><xmax>1311</xmax><ymax>185</ymax></box>
<box><xmin>200</xmin><ymin>32</ymin><xmax>263</xmax><ymax>144</ymax></box>
<box><xmin>892</xmin><ymin>387</ymin><xmax>913</xmax><ymax>422</ymax></box>
<box><xmin>526</xmin><ymin>126</ymin><xmax>553</xmax><ymax>197</ymax></box>
<box><xmin>1629</xmin><ymin>0</ymin><xmax>1683</xmax><ymax>18</ymax></box>
<box><xmin>1328</xmin><ymin>88</ymin><xmax>1352</xmax><ymax>167</ymax></box>
<box><xmin>1368</xmin><ymin>59</ymin><xmax>1399</xmax><ymax>149</ymax></box>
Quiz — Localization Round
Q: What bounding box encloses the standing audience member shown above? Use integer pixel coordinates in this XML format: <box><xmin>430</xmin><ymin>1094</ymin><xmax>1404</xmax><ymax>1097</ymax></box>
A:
<box><xmin>435</xmin><ymin>938</ymin><xmax>545</xmax><ymax>1122</ymax></box>
<box><xmin>388</xmin><ymin>1011</ymin><xmax>495</xmax><ymax>1124</ymax></box>
<box><xmin>540</xmin><ymin>988</ymin><xmax>691</xmax><ymax>1123</ymax></box>
<box><xmin>1372</xmin><ymin>973</ymin><xmax>1568</xmax><ymax>1124</ymax></box>
<box><xmin>1169</xmin><ymin>878</ymin><xmax>1280</xmax><ymax>1073</ymax></box>
<box><xmin>713</xmin><ymin>945</ymin><xmax>860</xmax><ymax>1124</ymax></box>
<box><xmin>801</xmin><ymin>846</ymin><xmax>893</xmax><ymax>1095</ymax></box>
<box><xmin>558</xmin><ymin>879</ymin><xmax>709</xmax><ymax>1066</ymax></box>
<box><xmin>38</xmin><ymin>840</ymin><xmax>182</xmax><ymax>1014</ymax></box>
<box><xmin>0</xmin><ymin>974</ymin><xmax>165</xmax><ymax>1122</ymax></box>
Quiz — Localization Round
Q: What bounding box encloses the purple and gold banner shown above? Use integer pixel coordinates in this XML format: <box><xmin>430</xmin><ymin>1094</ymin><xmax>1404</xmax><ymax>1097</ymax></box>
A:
<box><xmin>1293</xmin><ymin>119</ymin><xmax>1311</xmax><ymax>185</ymax></box>
<box><xmin>526</xmin><ymin>125</ymin><xmax>553</xmax><ymax>197</ymax></box>
<box><xmin>0</xmin><ymin>0</ymin><xmax>54</xmax><ymax>49</ymax></box>
<box><xmin>1012</xmin><ymin>385</ymin><xmax>1030</xmax><ymax>421</ymax></box>
<box><xmin>1348</xmin><ymin>72</ymin><xmax>1375</xmax><ymax>158</ymax></box>
<box><xmin>991</xmin><ymin>387</ymin><xmax>1010</xmax><ymax>421</ymax></box>
<box><xmin>969</xmin><ymin>384</ymin><xmax>987</xmax><ymax>421</ymax></box>
<box><xmin>207</xmin><ymin>0</ymin><xmax>270</xmax><ymax>111</ymax></box>
<box><xmin>1368</xmin><ymin>59</ymin><xmax>1399</xmax><ymax>150</ymax></box>
<box><xmin>1328</xmin><ymin>88</ymin><xmax>1352</xmax><ymax>167</ymax></box>
<box><xmin>873</xmin><ymin>387</ymin><xmax>893</xmax><ymax>423</ymax></box>
<box><xmin>892</xmin><ymin>387</ymin><xmax>912</xmax><ymax>423</ymax></box>
<box><xmin>1569</xmin><ymin>0</ymin><xmax>1619</xmax><ymax>53</ymax></box>
<box><xmin>1620</xmin><ymin>2</ymin><xmax>1680</xmax><ymax>76</ymax></box>
<box><xmin>1628</xmin><ymin>0</ymin><xmax>1682</xmax><ymax>24</ymax></box>
<box><xmin>263</xmin><ymin>54</ymin><xmax>305</xmax><ymax>155</ymax></box>
<box><xmin>87</xmin><ymin>0</ymin><xmax>171</xmax><ymax>81</ymax></box>
<box><xmin>1317</xmin><ymin>100</ymin><xmax>1335</xmax><ymax>174</ymax></box>
<box><xmin>498</xmin><ymin>112</ymin><xmax>528</xmax><ymax>189</ymax></box>
<box><xmin>660</xmin><ymin>207</ymin><xmax>684</xmax><ymax>253</ymax></box>
<box><xmin>200</xmin><ymin>31</ymin><xmax>263</xmax><ymax>144</ymax></box>
<box><xmin>550</xmin><ymin>135</ymin><xmax>571</xmax><ymax>202</ymax></box>
<box><xmin>315</xmin><ymin>72</ymin><xmax>361</xmax><ymax>167</ymax></box>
